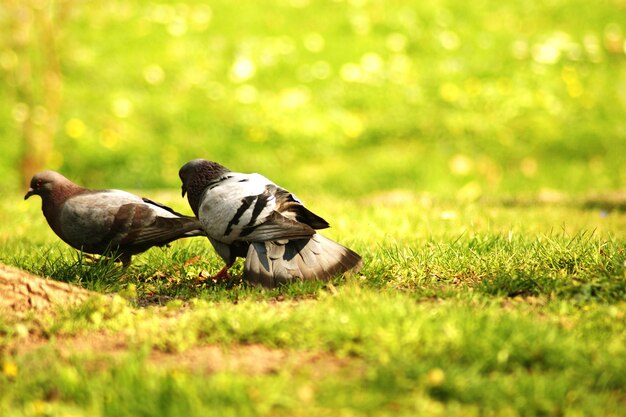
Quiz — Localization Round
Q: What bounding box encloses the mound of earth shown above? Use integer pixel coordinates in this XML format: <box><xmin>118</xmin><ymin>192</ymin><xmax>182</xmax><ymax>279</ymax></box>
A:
<box><xmin>0</xmin><ymin>262</ymin><xmax>95</xmax><ymax>317</ymax></box>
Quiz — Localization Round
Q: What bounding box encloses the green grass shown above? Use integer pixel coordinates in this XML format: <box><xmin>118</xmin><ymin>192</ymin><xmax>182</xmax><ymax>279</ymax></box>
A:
<box><xmin>2</xmin><ymin>0</ymin><xmax>626</xmax><ymax>415</ymax></box>
<box><xmin>2</xmin><ymin>0</ymin><xmax>626</xmax><ymax>195</ymax></box>
<box><xmin>3</xmin><ymin>293</ymin><xmax>625</xmax><ymax>417</ymax></box>
<box><xmin>1</xmin><ymin>191</ymin><xmax>626</xmax><ymax>416</ymax></box>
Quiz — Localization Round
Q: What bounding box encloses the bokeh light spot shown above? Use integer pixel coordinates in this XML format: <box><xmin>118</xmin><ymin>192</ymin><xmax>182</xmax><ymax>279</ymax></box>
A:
<box><xmin>561</xmin><ymin>66</ymin><xmax>584</xmax><ymax>98</ymax></box>
<box><xmin>65</xmin><ymin>118</ymin><xmax>86</xmax><ymax>139</ymax></box>
<box><xmin>439</xmin><ymin>30</ymin><xmax>460</xmax><ymax>51</ymax></box>
<box><xmin>143</xmin><ymin>64</ymin><xmax>165</xmax><ymax>85</ymax></box>
<box><xmin>439</xmin><ymin>82</ymin><xmax>461</xmax><ymax>103</ymax></box>
<box><xmin>583</xmin><ymin>34</ymin><xmax>602</xmax><ymax>62</ymax></box>
<box><xmin>149</xmin><ymin>4</ymin><xmax>173</xmax><ymax>24</ymax></box>
<box><xmin>304</xmin><ymin>33</ymin><xmax>325</xmax><ymax>53</ymax></box>
<box><xmin>279</xmin><ymin>87</ymin><xmax>310</xmax><ymax>109</ymax></box>
<box><xmin>361</xmin><ymin>52</ymin><xmax>384</xmax><ymax>73</ymax></box>
<box><xmin>311</xmin><ymin>61</ymin><xmax>331</xmax><ymax>79</ymax></box>
<box><xmin>2</xmin><ymin>361</ymin><xmax>17</xmax><ymax>378</ymax></box>
<box><xmin>167</xmin><ymin>17</ymin><xmax>187</xmax><ymax>37</ymax></box>
<box><xmin>520</xmin><ymin>157</ymin><xmax>538</xmax><ymax>177</ymax></box>
<box><xmin>386</xmin><ymin>33</ymin><xmax>408</xmax><ymax>53</ymax></box>
<box><xmin>340</xmin><ymin>63</ymin><xmax>362</xmax><ymax>82</ymax></box>
<box><xmin>100</xmin><ymin>128</ymin><xmax>119</xmax><ymax>149</ymax></box>
<box><xmin>190</xmin><ymin>5</ymin><xmax>212</xmax><ymax>31</ymax></box>
<box><xmin>604</xmin><ymin>23</ymin><xmax>623</xmax><ymax>54</ymax></box>
<box><xmin>235</xmin><ymin>84</ymin><xmax>259</xmax><ymax>104</ymax></box>
<box><xmin>0</xmin><ymin>49</ymin><xmax>18</xmax><ymax>71</ymax></box>
<box><xmin>31</xmin><ymin>106</ymin><xmax>49</xmax><ymax>126</ymax></box>
<box><xmin>449</xmin><ymin>154</ymin><xmax>473</xmax><ymax>176</ymax></box>
<box><xmin>112</xmin><ymin>98</ymin><xmax>133</xmax><ymax>118</ymax></box>
<box><xmin>511</xmin><ymin>39</ymin><xmax>529</xmax><ymax>60</ymax></box>
<box><xmin>230</xmin><ymin>56</ymin><xmax>256</xmax><ymax>83</ymax></box>
<box><xmin>440</xmin><ymin>210</ymin><xmax>457</xmax><ymax>220</ymax></box>
<box><xmin>12</xmin><ymin>103</ymin><xmax>29</xmax><ymax>123</ymax></box>
<box><xmin>350</xmin><ymin>13</ymin><xmax>371</xmax><ymax>35</ymax></box>
<box><xmin>388</xmin><ymin>54</ymin><xmax>412</xmax><ymax>83</ymax></box>
<box><xmin>532</xmin><ymin>42</ymin><xmax>560</xmax><ymax>64</ymax></box>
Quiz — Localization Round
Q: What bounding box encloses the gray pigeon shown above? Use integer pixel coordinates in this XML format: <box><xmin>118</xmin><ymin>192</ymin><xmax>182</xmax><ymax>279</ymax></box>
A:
<box><xmin>25</xmin><ymin>170</ymin><xmax>205</xmax><ymax>266</ymax></box>
<box><xmin>179</xmin><ymin>159</ymin><xmax>362</xmax><ymax>287</ymax></box>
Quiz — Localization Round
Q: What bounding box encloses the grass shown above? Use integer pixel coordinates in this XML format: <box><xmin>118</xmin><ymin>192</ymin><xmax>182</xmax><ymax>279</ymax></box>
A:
<box><xmin>3</xmin><ymin>294</ymin><xmax>625</xmax><ymax>417</ymax></box>
<box><xmin>1</xmin><ymin>191</ymin><xmax>626</xmax><ymax>416</ymax></box>
<box><xmin>2</xmin><ymin>0</ymin><xmax>626</xmax><ymax>195</ymax></box>
<box><xmin>1</xmin><ymin>0</ymin><xmax>626</xmax><ymax>415</ymax></box>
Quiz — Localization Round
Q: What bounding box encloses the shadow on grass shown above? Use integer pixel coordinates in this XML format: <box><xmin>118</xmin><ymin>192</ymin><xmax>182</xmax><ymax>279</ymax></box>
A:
<box><xmin>478</xmin><ymin>270</ymin><xmax>626</xmax><ymax>303</ymax></box>
<box><xmin>496</xmin><ymin>191</ymin><xmax>626</xmax><ymax>213</ymax></box>
<box><xmin>6</xmin><ymin>245</ymin><xmax>345</xmax><ymax>307</ymax></box>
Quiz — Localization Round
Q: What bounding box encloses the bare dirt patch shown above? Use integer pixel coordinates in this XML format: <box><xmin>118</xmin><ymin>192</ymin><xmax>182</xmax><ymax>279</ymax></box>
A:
<box><xmin>149</xmin><ymin>344</ymin><xmax>350</xmax><ymax>376</ymax></box>
<box><xmin>0</xmin><ymin>262</ymin><xmax>97</xmax><ymax>317</ymax></box>
<box><xmin>10</xmin><ymin>331</ymin><xmax>351</xmax><ymax>376</ymax></box>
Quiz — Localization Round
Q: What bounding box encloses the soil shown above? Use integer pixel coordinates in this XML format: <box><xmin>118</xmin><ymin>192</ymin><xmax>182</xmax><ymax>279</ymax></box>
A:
<box><xmin>1</xmin><ymin>263</ymin><xmax>352</xmax><ymax>376</ymax></box>
<box><xmin>0</xmin><ymin>262</ymin><xmax>96</xmax><ymax>317</ymax></box>
<box><xmin>9</xmin><ymin>330</ymin><xmax>350</xmax><ymax>376</ymax></box>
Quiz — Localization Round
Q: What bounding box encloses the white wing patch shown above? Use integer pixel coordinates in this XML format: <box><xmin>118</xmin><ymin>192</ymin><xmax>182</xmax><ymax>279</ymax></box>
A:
<box><xmin>198</xmin><ymin>173</ymin><xmax>278</xmax><ymax>243</ymax></box>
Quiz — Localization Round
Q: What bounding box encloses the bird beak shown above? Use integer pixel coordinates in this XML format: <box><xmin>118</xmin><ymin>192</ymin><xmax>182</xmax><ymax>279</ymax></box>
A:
<box><xmin>24</xmin><ymin>188</ymin><xmax>35</xmax><ymax>200</ymax></box>
<box><xmin>181</xmin><ymin>185</ymin><xmax>187</xmax><ymax>198</ymax></box>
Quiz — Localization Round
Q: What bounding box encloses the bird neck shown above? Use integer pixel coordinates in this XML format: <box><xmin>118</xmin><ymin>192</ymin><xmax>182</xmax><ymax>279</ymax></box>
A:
<box><xmin>41</xmin><ymin>183</ymin><xmax>85</xmax><ymax>235</ymax></box>
<box><xmin>187</xmin><ymin>163</ymin><xmax>230</xmax><ymax>215</ymax></box>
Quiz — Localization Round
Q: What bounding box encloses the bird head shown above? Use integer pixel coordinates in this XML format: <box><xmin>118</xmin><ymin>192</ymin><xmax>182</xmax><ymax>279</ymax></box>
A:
<box><xmin>179</xmin><ymin>159</ymin><xmax>230</xmax><ymax>215</ymax></box>
<box><xmin>24</xmin><ymin>171</ymin><xmax>64</xmax><ymax>200</ymax></box>
<box><xmin>178</xmin><ymin>160</ymin><xmax>200</xmax><ymax>198</ymax></box>
<box><xmin>179</xmin><ymin>158</ymin><xmax>225</xmax><ymax>197</ymax></box>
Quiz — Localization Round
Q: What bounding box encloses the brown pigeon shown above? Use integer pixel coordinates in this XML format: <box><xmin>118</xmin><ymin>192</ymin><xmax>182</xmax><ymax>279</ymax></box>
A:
<box><xmin>25</xmin><ymin>170</ymin><xmax>205</xmax><ymax>266</ymax></box>
<box><xmin>179</xmin><ymin>159</ymin><xmax>362</xmax><ymax>287</ymax></box>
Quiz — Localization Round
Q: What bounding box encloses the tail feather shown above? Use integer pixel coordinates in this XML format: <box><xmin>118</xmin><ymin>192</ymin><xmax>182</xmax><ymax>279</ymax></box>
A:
<box><xmin>244</xmin><ymin>233</ymin><xmax>362</xmax><ymax>288</ymax></box>
<box><xmin>120</xmin><ymin>216</ymin><xmax>206</xmax><ymax>249</ymax></box>
<box><xmin>247</xmin><ymin>243</ymin><xmax>266</xmax><ymax>278</ymax></box>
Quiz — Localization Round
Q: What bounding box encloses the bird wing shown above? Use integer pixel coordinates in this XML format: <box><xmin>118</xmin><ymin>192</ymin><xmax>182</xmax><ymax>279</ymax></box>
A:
<box><xmin>198</xmin><ymin>172</ymin><xmax>322</xmax><ymax>243</ymax></box>
<box><xmin>266</xmin><ymin>184</ymin><xmax>329</xmax><ymax>230</ymax></box>
<box><xmin>61</xmin><ymin>190</ymin><xmax>201</xmax><ymax>253</ymax></box>
<box><xmin>60</xmin><ymin>190</ymin><xmax>141</xmax><ymax>248</ymax></box>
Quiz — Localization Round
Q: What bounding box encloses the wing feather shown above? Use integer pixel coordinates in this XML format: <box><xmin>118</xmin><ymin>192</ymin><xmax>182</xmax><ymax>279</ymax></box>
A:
<box><xmin>62</xmin><ymin>192</ymin><xmax>203</xmax><ymax>254</ymax></box>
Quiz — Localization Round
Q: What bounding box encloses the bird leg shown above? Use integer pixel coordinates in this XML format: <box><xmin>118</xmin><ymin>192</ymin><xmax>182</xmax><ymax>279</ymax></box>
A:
<box><xmin>119</xmin><ymin>254</ymin><xmax>132</xmax><ymax>269</ymax></box>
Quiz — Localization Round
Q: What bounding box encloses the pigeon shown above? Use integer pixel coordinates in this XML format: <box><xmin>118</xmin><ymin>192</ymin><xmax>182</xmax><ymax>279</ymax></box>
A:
<box><xmin>179</xmin><ymin>159</ymin><xmax>362</xmax><ymax>287</ymax></box>
<box><xmin>25</xmin><ymin>170</ymin><xmax>206</xmax><ymax>266</ymax></box>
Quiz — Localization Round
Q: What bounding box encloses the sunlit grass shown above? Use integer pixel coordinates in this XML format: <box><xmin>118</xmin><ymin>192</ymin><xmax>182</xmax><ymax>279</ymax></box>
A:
<box><xmin>5</xmin><ymin>190</ymin><xmax>626</xmax><ymax>299</ymax></box>
<box><xmin>2</xmin><ymin>188</ymin><xmax>626</xmax><ymax>416</ymax></box>
<box><xmin>2</xmin><ymin>0</ymin><xmax>626</xmax><ymax>194</ymax></box>
<box><xmin>2</xmin><ymin>0</ymin><xmax>626</xmax><ymax>415</ymax></box>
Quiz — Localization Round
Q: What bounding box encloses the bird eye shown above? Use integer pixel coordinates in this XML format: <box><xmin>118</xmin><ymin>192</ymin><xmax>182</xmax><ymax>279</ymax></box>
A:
<box><xmin>36</xmin><ymin>179</ymin><xmax>42</xmax><ymax>188</ymax></box>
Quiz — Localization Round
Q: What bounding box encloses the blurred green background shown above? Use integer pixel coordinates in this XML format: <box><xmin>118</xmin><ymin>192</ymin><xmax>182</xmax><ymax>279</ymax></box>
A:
<box><xmin>1</xmin><ymin>0</ymin><xmax>626</xmax><ymax>198</ymax></box>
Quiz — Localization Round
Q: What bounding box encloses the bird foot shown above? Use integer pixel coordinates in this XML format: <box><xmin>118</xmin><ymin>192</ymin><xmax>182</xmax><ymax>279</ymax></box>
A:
<box><xmin>82</xmin><ymin>253</ymin><xmax>101</xmax><ymax>264</ymax></box>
